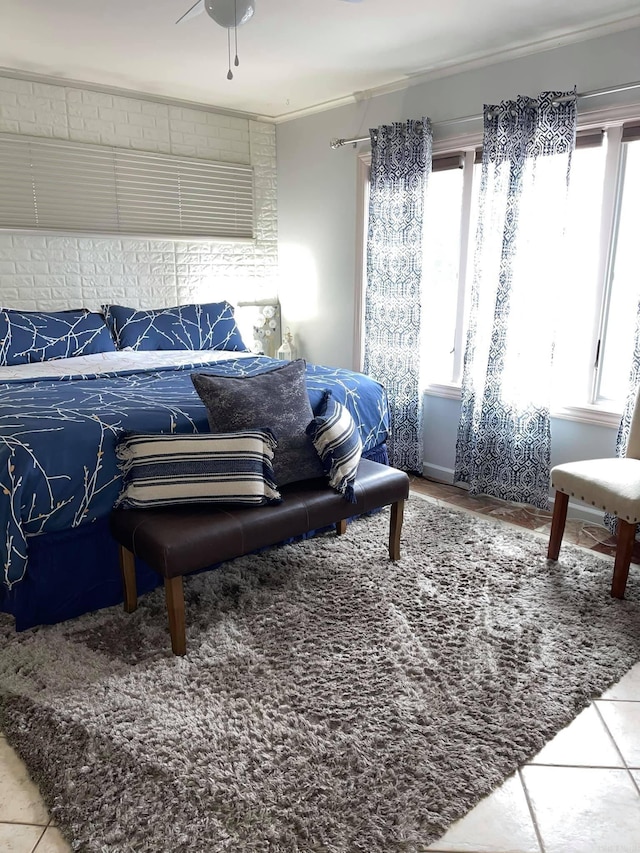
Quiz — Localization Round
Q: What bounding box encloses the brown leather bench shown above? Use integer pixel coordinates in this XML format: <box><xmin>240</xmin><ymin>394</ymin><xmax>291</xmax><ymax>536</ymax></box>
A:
<box><xmin>110</xmin><ymin>458</ymin><xmax>410</xmax><ymax>655</ymax></box>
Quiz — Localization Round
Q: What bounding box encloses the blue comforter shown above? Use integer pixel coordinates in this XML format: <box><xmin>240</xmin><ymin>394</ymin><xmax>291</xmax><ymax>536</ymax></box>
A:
<box><xmin>0</xmin><ymin>357</ymin><xmax>389</xmax><ymax>593</ymax></box>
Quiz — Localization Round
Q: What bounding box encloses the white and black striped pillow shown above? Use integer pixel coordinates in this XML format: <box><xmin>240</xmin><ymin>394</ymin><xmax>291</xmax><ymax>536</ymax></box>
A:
<box><xmin>115</xmin><ymin>430</ymin><xmax>281</xmax><ymax>509</ymax></box>
<box><xmin>306</xmin><ymin>391</ymin><xmax>363</xmax><ymax>503</ymax></box>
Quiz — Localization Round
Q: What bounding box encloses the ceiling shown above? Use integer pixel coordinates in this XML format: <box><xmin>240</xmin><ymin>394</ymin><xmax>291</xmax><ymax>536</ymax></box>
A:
<box><xmin>2</xmin><ymin>0</ymin><xmax>640</xmax><ymax>121</ymax></box>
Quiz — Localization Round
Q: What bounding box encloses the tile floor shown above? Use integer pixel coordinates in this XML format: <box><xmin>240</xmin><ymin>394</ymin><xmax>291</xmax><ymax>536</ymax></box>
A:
<box><xmin>0</xmin><ymin>477</ymin><xmax>639</xmax><ymax>853</ymax></box>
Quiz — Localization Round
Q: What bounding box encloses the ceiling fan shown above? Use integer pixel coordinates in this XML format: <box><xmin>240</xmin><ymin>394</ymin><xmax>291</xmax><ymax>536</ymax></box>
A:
<box><xmin>177</xmin><ymin>0</ymin><xmax>364</xmax><ymax>79</ymax></box>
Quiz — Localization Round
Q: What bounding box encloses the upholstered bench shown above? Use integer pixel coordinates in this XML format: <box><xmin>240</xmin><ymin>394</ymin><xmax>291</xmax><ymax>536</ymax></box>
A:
<box><xmin>110</xmin><ymin>458</ymin><xmax>410</xmax><ymax>655</ymax></box>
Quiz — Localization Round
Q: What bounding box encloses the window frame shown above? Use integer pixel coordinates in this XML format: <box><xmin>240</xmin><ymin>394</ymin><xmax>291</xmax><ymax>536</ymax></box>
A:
<box><xmin>355</xmin><ymin>102</ymin><xmax>640</xmax><ymax>427</ymax></box>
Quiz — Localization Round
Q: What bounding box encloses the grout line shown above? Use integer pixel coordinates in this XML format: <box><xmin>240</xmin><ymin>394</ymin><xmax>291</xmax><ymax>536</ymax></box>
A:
<box><xmin>518</xmin><ymin>767</ymin><xmax>547</xmax><ymax>853</ymax></box>
<box><xmin>523</xmin><ymin>760</ymin><xmax>628</xmax><ymax>770</ymax></box>
<box><xmin>29</xmin><ymin>825</ymin><xmax>48</xmax><ymax>853</ymax></box>
<box><xmin>593</xmin><ymin>701</ymin><xmax>633</xmax><ymax>769</ymax></box>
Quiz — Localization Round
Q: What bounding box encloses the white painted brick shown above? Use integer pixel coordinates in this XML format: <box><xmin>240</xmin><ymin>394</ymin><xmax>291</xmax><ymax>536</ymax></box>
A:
<box><xmin>0</xmin><ymin>262</ymin><xmax>16</xmax><ymax>274</ymax></box>
<box><xmin>16</xmin><ymin>261</ymin><xmax>50</xmax><ymax>274</ymax></box>
<box><xmin>111</xmin><ymin>96</ymin><xmax>143</xmax><ymax>113</ymax></box>
<box><xmin>81</xmin><ymin>91</ymin><xmax>114</xmax><ymax>107</ymax></box>
<box><xmin>0</xmin><ymin>91</ymin><xmax>17</xmax><ymax>106</ymax></box>
<box><xmin>32</xmin><ymin>82</ymin><xmax>66</xmax><ymax>101</ymax></box>
<box><xmin>67</xmin><ymin>103</ymin><xmax>98</xmax><ymax>119</ymax></box>
<box><xmin>0</xmin><ymin>78</ymin><xmax>33</xmax><ymax>95</ymax></box>
<box><xmin>72</xmin><ymin>130</ymin><xmax>103</xmax><ymax>145</ymax></box>
<box><xmin>141</xmin><ymin>101</ymin><xmax>170</xmax><ymax>117</ymax></box>
<box><xmin>98</xmin><ymin>108</ymin><xmax>129</xmax><ymax>124</ymax></box>
<box><xmin>5</xmin><ymin>275</ymin><xmax>36</xmax><ymax>289</ymax></box>
<box><xmin>126</xmin><ymin>112</ymin><xmax>158</xmax><ymax>129</ymax></box>
<box><xmin>0</xmin><ymin>120</ymin><xmax>19</xmax><ymax>133</ymax></box>
<box><xmin>2</xmin><ymin>105</ymin><xmax>36</xmax><ymax>122</ymax></box>
<box><xmin>172</xmin><ymin>120</ymin><xmax>197</xmax><ymax>134</ymax></box>
<box><xmin>115</xmin><ymin>123</ymin><xmax>143</xmax><ymax>139</ymax></box>
<box><xmin>12</xmin><ymin>236</ymin><xmax>48</xmax><ymax>249</ymax></box>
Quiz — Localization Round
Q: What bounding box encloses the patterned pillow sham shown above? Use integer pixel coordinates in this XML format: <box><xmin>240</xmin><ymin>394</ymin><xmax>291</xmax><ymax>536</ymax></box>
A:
<box><xmin>306</xmin><ymin>390</ymin><xmax>363</xmax><ymax>503</ymax></box>
<box><xmin>115</xmin><ymin>429</ymin><xmax>281</xmax><ymax>509</ymax></box>
<box><xmin>0</xmin><ymin>308</ymin><xmax>116</xmax><ymax>366</ymax></box>
<box><xmin>102</xmin><ymin>301</ymin><xmax>247</xmax><ymax>352</ymax></box>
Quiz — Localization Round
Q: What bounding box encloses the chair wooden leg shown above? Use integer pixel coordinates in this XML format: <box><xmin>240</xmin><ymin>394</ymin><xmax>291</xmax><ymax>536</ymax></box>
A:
<box><xmin>611</xmin><ymin>519</ymin><xmax>636</xmax><ymax>599</ymax></box>
<box><xmin>389</xmin><ymin>500</ymin><xmax>404</xmax><ymax>561</ymax></box>
<box><xmin>336</xmin><ymin>519</ymin><xmax>347</xmax><ymax>536</ymax></box>
<box><xmin>119</xmin><ymin>545</ymin><xmax>138</xmax><ymax>613</ymax></box>
<box><xmin>164</xmin><ymin>576</ymin><xmax>187</xmax><ymax>656</ymax></box>
<box><xmin>547</xmin><ymin>491</ymin><xmax>569</xmax><ymax>561</ymax></box>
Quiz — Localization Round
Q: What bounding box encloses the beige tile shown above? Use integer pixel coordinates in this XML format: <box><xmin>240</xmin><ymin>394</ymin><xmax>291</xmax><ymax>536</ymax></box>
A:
<box><xmin>33</xmin><ymin>825</ymin><xmax>72</xmax><ymax>853</ymax></box>
<box><xmin>0</xmin><ymin>823</ymin><xmax>46</xmax><ymax>853</ymax></box>
<box><xmin>528</xmin><ymin>704</ymin><xmax>623</xmax><ymax>768</ymax></box>
<box><xmin>427</xmin><ymin>772</ymin><xmax>541</xmax><ymax>853</ymax></box>
<box><xmin>601</xmin><ymin>661</ymin><xmax>640</xmax><ymax>701</ymax></box>
<box><xmin>521</xmin><ymin>765</ymin><xmax>640</xmax><ymax>853</ymax></box>
<box><xmin>0</xmin><ymin>740</ymin><xmax>49</xmax><ymax>825</ymax></box>
<box><xmin>596</xmin><ymin>701</ymin><xmax>640</xmax><ymax>768</ymax></box>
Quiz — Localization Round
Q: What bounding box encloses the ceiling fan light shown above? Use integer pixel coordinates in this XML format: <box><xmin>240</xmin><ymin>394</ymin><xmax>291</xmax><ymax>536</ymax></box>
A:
<box><xmin>204</xmin><ymin>0</ymin><xmax>255</xmax><ymax>29</ymax></box>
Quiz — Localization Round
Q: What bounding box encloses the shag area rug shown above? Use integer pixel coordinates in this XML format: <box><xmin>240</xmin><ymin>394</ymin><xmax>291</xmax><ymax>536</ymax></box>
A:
<box><xmin>1</xmin><ymin>497</ymin><xmax>640</xmax><ymax>853</ymax></box>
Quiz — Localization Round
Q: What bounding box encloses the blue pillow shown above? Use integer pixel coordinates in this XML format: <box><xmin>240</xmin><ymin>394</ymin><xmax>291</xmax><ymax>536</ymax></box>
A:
<box><xmin>306</xmin><ymin>390</ymin><xmax>363</xmax><ymax>503</ymax></box>
<box><xmin>0</xmin><ymin>309</ymin><xmax>116</xmax><ymax>366</ymax></box>
<box><xmin>102</xmin><ymin>302</ymin><xmax>247</xmax><ymax>352</ymax></box>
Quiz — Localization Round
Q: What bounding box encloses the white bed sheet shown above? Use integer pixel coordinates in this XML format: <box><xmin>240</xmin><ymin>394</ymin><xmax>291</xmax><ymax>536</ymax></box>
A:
<box><xmin>0</xmin><ymin>350</ymin><xmax>255</xmax><ymax>382</ymax></box>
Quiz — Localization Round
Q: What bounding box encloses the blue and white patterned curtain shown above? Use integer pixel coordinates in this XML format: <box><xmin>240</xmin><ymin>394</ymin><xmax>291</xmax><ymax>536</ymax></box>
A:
<box><xmin>455</xmin><ymin>92</ymin><xmax>577</xmax><ymax>508</ymax></box>
<box><xmin>364</xmin><ymin>118</ymin><xmax>432</xmax><ymax>472</ymax></box>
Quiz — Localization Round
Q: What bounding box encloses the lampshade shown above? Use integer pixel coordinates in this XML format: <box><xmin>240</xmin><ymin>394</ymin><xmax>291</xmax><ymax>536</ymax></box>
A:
<box><xmin>204</xmin><ymin>0</ymin><xmax>255</xmax><ymax>28</ymax></box>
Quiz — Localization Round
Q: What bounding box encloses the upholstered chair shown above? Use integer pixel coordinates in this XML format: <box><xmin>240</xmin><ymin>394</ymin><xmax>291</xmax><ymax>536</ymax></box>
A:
<box><xmin>547</xmin><ymin>385</ymin><xmax>640</xmax><ymax>598</ymax></box>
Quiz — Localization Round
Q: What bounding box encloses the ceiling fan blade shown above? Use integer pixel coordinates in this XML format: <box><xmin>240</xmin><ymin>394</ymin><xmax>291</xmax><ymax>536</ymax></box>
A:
<box><xmin>176</xmin><ymin>0</ymin><xmax>205</xmax><ymax>24</ymax></box>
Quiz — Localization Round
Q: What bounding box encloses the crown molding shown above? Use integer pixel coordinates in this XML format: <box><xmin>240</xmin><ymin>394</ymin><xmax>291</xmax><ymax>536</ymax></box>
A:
<box><xmin>0</xmin><ymin>66</ymin><xmax>264</xmax><ymax>122</ymax></box>
<box><xmin>270</xmin><ymin>12</ymin><xmax>640</xmax><ymax>123</ymax></box>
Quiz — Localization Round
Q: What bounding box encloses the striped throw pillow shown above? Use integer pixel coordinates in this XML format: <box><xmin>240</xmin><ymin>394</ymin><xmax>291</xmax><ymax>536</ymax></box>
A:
<box><xmin>306</xmin><ymin>391</ymin><xmax>363</xmax><ymax>503</ymax></box>
<box><xmin>115</xmin><ymin>430</ymin><xmax>281</xmax><ymax>509</ymax></box>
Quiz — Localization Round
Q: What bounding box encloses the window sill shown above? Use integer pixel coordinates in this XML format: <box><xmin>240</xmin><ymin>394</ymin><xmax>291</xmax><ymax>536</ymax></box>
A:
<box><xmin>423</xmin><ymin>384</ymin><xmax>621</xmax><ymax>428</ymax></box>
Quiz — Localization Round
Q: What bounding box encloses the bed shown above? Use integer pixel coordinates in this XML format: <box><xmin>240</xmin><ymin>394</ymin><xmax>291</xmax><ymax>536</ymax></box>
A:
<box><xmin>0</xmin><ymin>348</ymin><xmax>390</xmax><ymax>630</ymax></box>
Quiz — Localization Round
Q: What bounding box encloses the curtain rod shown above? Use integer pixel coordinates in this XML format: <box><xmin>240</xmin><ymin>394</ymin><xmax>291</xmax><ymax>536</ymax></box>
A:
<box><xmin>329</xmin><ymin>80</ymin><xmax>640</xmax><ymax>148</ymax></box>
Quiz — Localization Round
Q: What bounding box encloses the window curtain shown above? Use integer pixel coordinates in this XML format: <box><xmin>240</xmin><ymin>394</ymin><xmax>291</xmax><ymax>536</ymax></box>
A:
<box><xmin>364</xmin><ymin>118</ymin><xmax>432</xmax><ymax>472</ymax></box>
<box><xmin>454</xmin><ymin>91</ymin><xmax>577</xmax><ymax>508</ymax></box>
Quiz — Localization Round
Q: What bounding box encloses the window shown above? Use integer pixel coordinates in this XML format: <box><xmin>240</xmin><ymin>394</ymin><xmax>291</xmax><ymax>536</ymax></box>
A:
<box><xmin>0</xmin><ymin>133</ymin><xmax>255</xmax><ymax>240</ymax></box>
<box><xmin>410</xmin><ymin>120</ymin><xmax>640</xmax><ymax>414</ymax></box>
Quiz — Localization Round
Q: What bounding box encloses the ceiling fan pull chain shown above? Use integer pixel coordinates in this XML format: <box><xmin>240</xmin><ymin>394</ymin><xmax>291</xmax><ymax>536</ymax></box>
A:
<box><xmin>234</xmin><ymin>0</ymin><xmax>240</xmax><ymax>66</ymax></box>
<box><xmin>227</xmin><ymin>28</ymin><xmax>233</xmax><ymax>79</ymax></box>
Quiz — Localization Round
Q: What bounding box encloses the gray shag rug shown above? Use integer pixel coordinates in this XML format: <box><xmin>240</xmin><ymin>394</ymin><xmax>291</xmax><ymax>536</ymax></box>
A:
<box><xmin>1</xmin><ymin>497</ymin><xmax>640</xmax><ymax>852</ymax></box>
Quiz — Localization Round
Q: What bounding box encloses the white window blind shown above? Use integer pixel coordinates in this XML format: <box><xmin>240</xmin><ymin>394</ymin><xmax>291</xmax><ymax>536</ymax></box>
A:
<box><xmin>0</xmin><ymin>133</ymin><xmax>255</xmax><ymax>239</ymax></box>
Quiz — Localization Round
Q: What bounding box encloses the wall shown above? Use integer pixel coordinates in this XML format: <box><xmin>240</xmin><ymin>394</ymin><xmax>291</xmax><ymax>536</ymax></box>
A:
<box><xmin>0</xmin><ymin>75</ymin><xmax>278</xmax><ymax>312</ymax></box>
<box><xmin>277</xmin><ymin>25</ymin><xmax>640</xmax><ymax>512</ymax></box>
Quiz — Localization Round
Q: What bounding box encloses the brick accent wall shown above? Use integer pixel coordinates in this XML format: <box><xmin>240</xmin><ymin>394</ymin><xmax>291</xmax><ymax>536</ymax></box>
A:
<box><xmin>0</xmin><ymin>76</ymin><xmax>278</xmax><ymax>311</ymax></box>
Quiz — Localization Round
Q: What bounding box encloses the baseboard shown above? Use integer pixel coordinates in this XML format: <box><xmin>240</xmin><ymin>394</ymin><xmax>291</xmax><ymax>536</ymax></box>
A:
<box><xmin>421</xmin><ymin>463</ymin><xmax>456</xmax><ymax>485</ymax></box>
<box><xmin>420</xmin><ymin>463</ymin><xmax>607</xmax><ymax>526</ymax></box>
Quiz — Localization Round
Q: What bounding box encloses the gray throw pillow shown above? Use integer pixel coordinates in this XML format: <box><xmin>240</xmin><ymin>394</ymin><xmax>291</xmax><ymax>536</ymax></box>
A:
<box><xmin>191</xmin><ymin>359</ymin><xmax>325</xmax><ymax>486</ymax></box>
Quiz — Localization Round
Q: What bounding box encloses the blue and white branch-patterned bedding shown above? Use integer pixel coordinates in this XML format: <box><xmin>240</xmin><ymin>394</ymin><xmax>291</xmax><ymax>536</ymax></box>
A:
<box><xmin>0</xmin><ymin>351</ymin><xmax>389</xmax><ymax>623</ymax></box>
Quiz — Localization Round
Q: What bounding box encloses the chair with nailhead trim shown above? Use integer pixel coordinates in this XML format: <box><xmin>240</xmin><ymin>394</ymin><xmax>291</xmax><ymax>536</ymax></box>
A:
<box><xmin>547</xmin><ymin>386</ymin><xmax>640</xmax><ymax>598</ymax></box>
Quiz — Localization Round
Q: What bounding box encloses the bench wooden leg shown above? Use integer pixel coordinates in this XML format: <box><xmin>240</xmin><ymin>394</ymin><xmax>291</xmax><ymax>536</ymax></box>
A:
<box><xmin>119</xmin><ymin>545</ymin><xmax>138</xmax><ymax>613</ymax></box>
<box><xmin>336</xmin><ymin>519</ymin><xmax>347</xmax><ymax>536</ymax></box>
<box><xmin>164</xmin><ymin>576</ymin><xmax>187</xmax><ymax>656</ymax></box>
<box><xmin>389</xmin><ymin>500</ymin><xmax>404</xmax><ymax>561</ymax></box>
<box><xmin>547</xmin><ymin>490</ymin><xmax>569</xmax><ymax>561</ymax></box>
